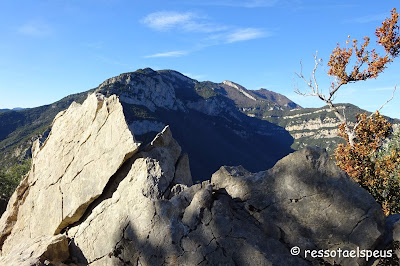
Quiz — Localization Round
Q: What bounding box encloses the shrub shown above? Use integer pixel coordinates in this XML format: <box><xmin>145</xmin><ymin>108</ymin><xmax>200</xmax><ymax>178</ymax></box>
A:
<box><xmin>0</xmin><ymin>159</ymin><xmax>31</xmax><ymax>198</ymax></box>
<box><xmin>335</xmin><ymin>112</ymin><xmax>400</xmax><ymax>215</ymax></box>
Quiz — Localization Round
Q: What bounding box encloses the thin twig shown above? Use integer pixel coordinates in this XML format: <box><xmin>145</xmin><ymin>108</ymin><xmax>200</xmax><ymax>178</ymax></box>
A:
<box><xmin>376</xmin><ymin>85</ymin><xmax>397</xmax><ymax>113</ymax></box>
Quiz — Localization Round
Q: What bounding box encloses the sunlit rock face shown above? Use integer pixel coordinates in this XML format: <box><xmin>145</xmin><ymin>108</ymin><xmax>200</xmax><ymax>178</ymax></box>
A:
<box><xmin>0</xmin><ymin>93</ymin><xmax>140</xmax><ymax>257</ymax></box>
<box><xmin>0</xmin><ymin>94</ymin><xmax>388</xmax><ymax>266</ymax></box>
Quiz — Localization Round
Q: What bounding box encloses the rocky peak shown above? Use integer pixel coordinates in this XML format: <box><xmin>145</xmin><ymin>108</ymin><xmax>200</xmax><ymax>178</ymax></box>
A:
<box><xmin>95</xmin><ymin>69</ymin><xmax>301</xmax><ymax>117</ymax></box>
<box><xmin>139</xmin><ymin>67</ymin><xmax>157</xmax><ymax>74</ymax></box>
<box><xmin>97</xmin><ymin>69</ymin><xmax>183</xmax><ymax>112</ymax></box>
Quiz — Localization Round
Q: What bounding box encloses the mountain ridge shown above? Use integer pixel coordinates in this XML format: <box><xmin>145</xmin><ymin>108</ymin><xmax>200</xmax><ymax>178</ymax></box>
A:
<box><xmin>0</xmin><ymin>68</ymin><xmax>296</xmax><ymax>181</ymax></box>
<box><xmin>0</xmin><ymin>68</ymin><xmax>398</xmax><ymax>181</ymax></box>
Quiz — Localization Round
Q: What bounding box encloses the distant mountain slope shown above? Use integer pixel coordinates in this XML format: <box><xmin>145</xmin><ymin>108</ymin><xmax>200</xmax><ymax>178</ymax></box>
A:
<box><xmin>1</xmin><ymin>68</ymin><xmax>398</xmax><ymax>180</ymax></box>
<box><xmin>0</xmin><ymin>92</ymin><xmax>92</xmax><ymax>169</ymax></box>
<box><xmin>218</xmin><ymin>80</ymin><xmax>301</xmax><ymax>111</ymax></box>
<box><xmin>94</xmin><ymin>68</ymin><xmax>294</xmax><ymax>180</ymax></box>
<box><xmin>237</xmin><ymin>100</ymin><xmax>399</xmax><ymax>152</ymax></box>
<box><xmin>251</xmin><ymin>88</ymin><xmax>299</xmax><ymax>109</ymax></box>
<box><xmin>0</xmin><ymin>108</ymin><xmax>25</xmax><ymax>113</ymax></box>
<box><xmin>0</xmin><ymin>69</ymin><xmax>295</xmax><ymax>180</ymax></box>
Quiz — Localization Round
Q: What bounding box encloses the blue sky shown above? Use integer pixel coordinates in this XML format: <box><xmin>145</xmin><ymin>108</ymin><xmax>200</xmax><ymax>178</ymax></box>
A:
<box><xmin>0</xmin><ymin>0</ymin><xmax>399</xmax><ymax>118</ymax></box>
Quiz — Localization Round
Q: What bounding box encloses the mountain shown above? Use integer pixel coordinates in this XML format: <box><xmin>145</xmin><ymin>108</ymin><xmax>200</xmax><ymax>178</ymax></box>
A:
<box><xmin>0</xmin><ymin>68</ymin><xmax>295</xmax><ymax>181</ymax></box>
<box><xmin>0</xmin><ymin>93</ymin><xmax>390</xmax><ymax>265</ymax></box>
<box><xmin>240</xmin><ymin>103</ymin><xmax>386</xmax><ymax>152</ymax></box>
<box><xmin>90</xmin><ymin>68</ymin><xmax>296</xmax><ymax>180</ymax></box>
<box><xmin>0</xmin><ymin>68</ymin><xmax>398</xmax><ymax>180</ymax></box>
<box><xmin>0</xmin><ymin>108</ymin><xmax>24</xmax><ymax>112</ymax></box>
<box><xmin>0</xmin><ymin>92</ymin><xmax>93</xmax><ymax>169</ymax></box>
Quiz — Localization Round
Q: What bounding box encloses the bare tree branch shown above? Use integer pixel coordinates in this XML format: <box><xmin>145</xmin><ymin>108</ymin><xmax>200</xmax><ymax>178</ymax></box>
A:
<box><xmin>376</xmin><ymin>85</ymin><xmax>397</xmax><ymax>113</ymax></box>
<box><xmin>312</xmin><ymin>52</ymin><xmax>320</xmax><ymax>96</ymax></box>
<box><xmin>295</xmin><ymin>52</ymin><xmax>329</xmax><ymax>103</ymax></box>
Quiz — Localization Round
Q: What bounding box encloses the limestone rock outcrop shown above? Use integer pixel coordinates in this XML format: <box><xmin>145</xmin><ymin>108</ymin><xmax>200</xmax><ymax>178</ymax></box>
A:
<box><xmin>0</xmin><ymin>93</ymin><xmax>140</xmax><ymax>255</ymax></box>
<box><xmin>212</xmin><ymin>147</ymin><xmax>386</xmax><ymax>265</ymax></box>
<box><xmin>0</xmin><ymin>235</ymin><xmax>69</xmax><ymax>265</ymax></box>
<box><xmin>0</xmin><ymin>93</ymin><xmax>389</xmax><ymax>265</ymax></box>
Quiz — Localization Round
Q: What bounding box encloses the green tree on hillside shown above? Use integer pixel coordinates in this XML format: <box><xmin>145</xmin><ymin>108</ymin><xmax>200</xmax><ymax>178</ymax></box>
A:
<box><xmin>0</xmin><ymin>159</ymin><xmax>31</xmax><ymax>198</ymax></box>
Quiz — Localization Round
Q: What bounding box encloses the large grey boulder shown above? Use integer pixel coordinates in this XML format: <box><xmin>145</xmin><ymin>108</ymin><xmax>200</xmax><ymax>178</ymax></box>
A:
<box><xmin>212</xmin><ymin>146</ymin><xmax>386</xmax><ymax>265</ymax></box>
<box><xmin>374</xmin><ymin>214</ymin><xmax>400</xmax><ymax>264</ymax></box>
<box><xmin>65</xmin><ymin>143</ymin><xmax>384</xmax><ymax>265</ymax></box>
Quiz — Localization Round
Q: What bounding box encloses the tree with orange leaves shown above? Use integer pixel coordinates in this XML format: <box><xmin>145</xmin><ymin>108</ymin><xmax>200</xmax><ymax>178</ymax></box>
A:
<box><xmin>296</xmin><ymin>8</ymin><xmax>400</xmax><ymax>147</ymax></box>
<box><xmin>296</xmin><ymin>9</ymin><xmax>400</xmax><ymax>215</ymax></box>
<box><xmin>335</xmin><ymin>112</ymin><xmax>400</xmax><ymax>215</ymax></box>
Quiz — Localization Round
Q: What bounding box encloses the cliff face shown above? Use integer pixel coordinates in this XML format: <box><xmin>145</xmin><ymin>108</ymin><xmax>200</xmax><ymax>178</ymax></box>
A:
<box><xmin>0</xmin><ymin>94</ymin><xmax>393</xmax><ymax>266</ymax></box>
<box><xmin>271</xmin><ymin>106</ymin><xmax>347</xmax><ymax>152</ymax></box>
<box><xmin>251</xmin><ymin>104</ymin><xmax>400</xmax><ymax>152</ymax></box>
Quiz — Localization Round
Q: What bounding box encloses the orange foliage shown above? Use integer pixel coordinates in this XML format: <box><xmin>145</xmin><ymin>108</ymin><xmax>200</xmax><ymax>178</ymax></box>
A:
<box><xmin>328</xmin><ymin>9</ymin><xmax>400</xmax><ymax>215</ymax></box>
<box><xmin>297</xmin><ymin>8</ymin><xmax>400</xmax><ymax>215</ymax></box>
<box><xmin>335</xmin><ymin>112</ymin><xmax>400</xmax><ymax>215</ymax></box>
<box><xmin>327</xmin><ymin>8</ymin><xmax>400</xmax><ymax>87</ymax></box>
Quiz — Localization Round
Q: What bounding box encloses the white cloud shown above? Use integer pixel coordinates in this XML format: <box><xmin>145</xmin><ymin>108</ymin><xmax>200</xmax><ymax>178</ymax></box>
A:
<box><xmin>221</xmin><ymin>0</ymin><xmax>278</xmax><ymax>8</ymax></box>
<box><xmin>142</xmin><ymin>28</ymin><xmax>270</xmax><ymax>59</ymax></box>
<box><xmin>344</xmin><ymin>13</ymin><xmax>387</xmax><ymax>24</ymax></box>
<box><xmin>142</xmin><ymin>11</ymin><xmax>272</xmax><ymax>58</ymax></box>
<box><xmin>240</xmin><ymin>0</ymin><xmax>279</xmax><ymax>8</ymax></box>
<box><xmin>182</xmin><ymin>72</ymin><xmax>206</xmax><ymax>80</ymax></box>
<box><xmin>206</xmin><ymin>28</ymin><xmax>270</xmax><ymax>45</ymax></box>
<box><xmin>226</xmin><ymin>28</ymin><xmax>268</xmax><ymax>43</ymax></box>
<box><xmin>142</xmin><ymin>11</ymin><xmax>194</xmax><ymax>31</ymax></box>
<box><xmin>141</xmin><ymin>11</ymin><xmax>227</xmax><ymax>33</ymax></box>
<box><xmin>144</xmin><ymin>50</ymin><xmax>188</xmax><ymax>58</ymax></box>
<box><xmin>17</xmin><ymin>20</ymin><xmax>51</xmax><ymax>37</ymax></box>
<box><xmin>186</xmin><ymin>0</ymin><xmax>279</xmax><ymax>8</ymax></box>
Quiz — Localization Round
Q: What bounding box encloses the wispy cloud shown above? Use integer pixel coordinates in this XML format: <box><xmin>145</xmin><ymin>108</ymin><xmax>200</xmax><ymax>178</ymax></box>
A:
<box><xmin>143</xmin><ymin>27</ymin><xmax>270</xmax><ymax>58</ymax></box>
<box><xmin>141</xmin><ymin>11</ymin><xmax>225</xmax><ymax>33</ymax></box>
<box><xmin>144</xmin><ymin>50</ymin><xmax>188</xmax><ymax>58</ymax></box>
<box><xmin>236</xmin><ymin>0</ymin><xmax>279</xmax><ymax>8</ymax></box>
<box><xmin>206</xmin><ymin>27</ymin><xmax>270</xmax><ymax>45</ymax></box>
<box><xmin>183</xmin><ymin>72</ymin><xmax>206</xmax><ymax>80</ymax></box>
<box><xmin>344</xmin><ymin>13</ymin><xmax>387</xmax><ymax>24</ymax></box>
<box><xmin>185</xmin><ymin>0</ymin><xmax>279</xmax><ymax>8</ymax></box>
<box><xmin>17</xmin><ymin>20</ymin><xmax>52</xmax><ymax>37</ymax></box>
<box><xmin>142</xmin><ymin>11</ymin><xmax>194</xmax><ymax>31</ymax></box>
<box><xmin>142</xmin><ymin>11</ymin><xmax>271</xmax><ymax>59</ymax></box>
<box><xmin>226</xmin><ymin>28</ymin><xmax>268</xmax><ymax>43</ymax></box>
